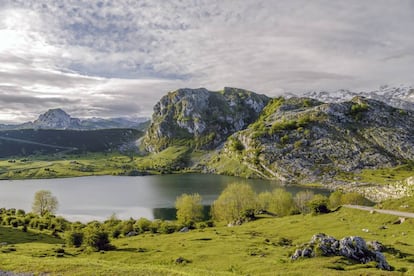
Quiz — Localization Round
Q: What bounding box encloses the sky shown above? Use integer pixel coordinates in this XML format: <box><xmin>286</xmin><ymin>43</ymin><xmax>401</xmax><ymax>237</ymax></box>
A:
<box><xmin>1</xmin><ymin>0</ymin><xmax>414</xmax><ymax>123</ymax></box>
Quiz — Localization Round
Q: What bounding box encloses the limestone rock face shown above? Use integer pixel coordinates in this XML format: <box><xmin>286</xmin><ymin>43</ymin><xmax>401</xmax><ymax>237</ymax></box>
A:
<box><xmin>143</xmin><ymin>87</ymin><xmax>270</xmax><ymax>152</ymax></box>
<box><xmin>213</xmin><ymin>96</ymin><xmax>414</xmax><ymax>183</ymax></box>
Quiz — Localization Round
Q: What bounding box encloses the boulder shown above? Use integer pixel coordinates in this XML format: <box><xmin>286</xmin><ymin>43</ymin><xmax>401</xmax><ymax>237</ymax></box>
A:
<box><xmin>125</xmin><ymin>231</ymin><xmax>138</xmax><ymax>237</ymax></box>
<box><xmin>291</xmin><ymin>233</ymin><xmax>391</xmax><ymax>270</ymax></box>
<box><xmin>179</xmin><ymin>227</ymin><xmax>189</xmax><ymax>233</ymax></box>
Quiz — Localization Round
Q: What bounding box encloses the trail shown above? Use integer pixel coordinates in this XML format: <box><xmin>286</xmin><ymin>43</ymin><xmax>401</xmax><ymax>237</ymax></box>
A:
<box><xmin>343</xmin><ymin>204</ymin><xmax>414</xmax><ymax>218</ymax></box>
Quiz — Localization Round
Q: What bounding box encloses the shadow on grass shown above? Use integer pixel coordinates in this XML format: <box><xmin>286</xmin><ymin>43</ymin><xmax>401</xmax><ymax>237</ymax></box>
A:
<box><xmin>0</xmin><ymin>226</ymin><xmax>63</xmax><ymax>245</ymax></box>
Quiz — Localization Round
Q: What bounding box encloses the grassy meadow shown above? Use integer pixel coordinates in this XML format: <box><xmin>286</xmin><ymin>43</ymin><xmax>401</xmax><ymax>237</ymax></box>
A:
<box><xmin>0</xmin><ymin>146</ymin><xmax>192</xmax><ymax>180</ymax></box>
<box><xmin>1</xmin><ymin>207</ymin><xmax>413</xmax><ymax>275</ymax></box>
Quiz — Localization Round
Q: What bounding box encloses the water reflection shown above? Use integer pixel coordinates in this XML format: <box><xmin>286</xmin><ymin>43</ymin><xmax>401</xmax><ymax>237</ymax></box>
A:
<box><xmin>0</xmin><ymin>174</ymin><xmax>330</xmax><ymax>222</ymax></box>
<box><xmin>152</xmin><ymin>206</ymin><xmax>211</xmax><ymax>221</ymax></box>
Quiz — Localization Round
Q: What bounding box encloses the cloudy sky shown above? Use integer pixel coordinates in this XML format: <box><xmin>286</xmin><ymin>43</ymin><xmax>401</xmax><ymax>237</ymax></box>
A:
<box><xmin>1</xmin><ymin>0</ymin><xmax>414</xmax><ymax>123</ymax></box>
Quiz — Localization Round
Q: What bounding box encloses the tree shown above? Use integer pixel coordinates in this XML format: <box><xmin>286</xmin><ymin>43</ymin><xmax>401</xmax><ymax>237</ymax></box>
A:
<box><xmin>341</xmin><ymin>192</ymin><xmax>370</xmax><ymax>206</ymax></box>
<box><xmin>211</xmin><ymin>183</ymin><xmax>257</xmax><ymax>223</ymax></box>
<box><xmin>32</xmin><ymin>190</ymin><xmax>58</xmax><ymax>216</ymax></box>
<box><xmin>175</xmin><ymin>193</ymin><xmax>203</xmax><ymax>226</ymax></box>
<box><xmin>294</xmin><ymin>190</ymin><xmax>315</xmax><ymax>214</ymax></box>
<box><xmin>267</xmin><ymin>189</ymin><xmax>295</xmax><ymax>217</ymax></box>
<box><xmin>328</xmin><ymin>190</ymin><xmax>343</xmax><ymax>209</ymax></box>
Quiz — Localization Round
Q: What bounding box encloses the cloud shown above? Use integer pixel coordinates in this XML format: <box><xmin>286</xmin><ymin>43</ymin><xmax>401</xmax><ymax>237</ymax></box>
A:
<box><xmin>1</xmin><ymin>0</ymin><xmax>414</xmax><ymax>122</ymax></box>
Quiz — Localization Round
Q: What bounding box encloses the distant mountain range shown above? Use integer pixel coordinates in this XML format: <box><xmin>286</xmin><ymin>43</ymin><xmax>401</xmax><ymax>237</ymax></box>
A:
<box><xmin>0</xmin><ymin>109</ymin><xmax>150</xmax><ymax>131</ymax></box>
<box><xmin>288</xmin><ymin>84</ymin><xmax>414</xmax><ymax>111</ymax></box>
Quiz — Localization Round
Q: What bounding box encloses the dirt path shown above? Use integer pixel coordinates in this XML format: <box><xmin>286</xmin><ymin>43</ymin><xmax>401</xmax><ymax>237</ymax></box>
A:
<box><xmin>343</xmin><ymin>204</ymin><xmax>414</xmax><ymax>218</ymax></box>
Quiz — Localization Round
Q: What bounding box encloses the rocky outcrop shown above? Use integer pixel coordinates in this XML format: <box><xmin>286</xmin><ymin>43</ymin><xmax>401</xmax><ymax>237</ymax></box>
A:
<box><xmin>33</xmin><ymin>108</ymin><xmax>81</xmax><ymax>129</ymax></box>
<box><xmin>143</xmin><ymin>87</ymin><xmax>270</xmax><ymax>152</ymax></box>
<box><xmin>211</xmin><ymin>96</ymin><xmax>414</xmax><ymax>183</ymax></box>
<box><xmin>291</xmin><ymin>233</ymin><xmax>391</xmax><ymax>270</ymax></box>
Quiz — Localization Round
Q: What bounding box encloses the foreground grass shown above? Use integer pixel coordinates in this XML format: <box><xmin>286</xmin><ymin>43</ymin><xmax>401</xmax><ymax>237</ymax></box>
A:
<box><xmin>1</xmin><ymin>208</ymin><xmax>414</xmax><ymax>275</ymax></box>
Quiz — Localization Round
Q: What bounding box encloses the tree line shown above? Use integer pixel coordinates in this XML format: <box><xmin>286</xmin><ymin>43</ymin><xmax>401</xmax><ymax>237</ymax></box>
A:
<box><xmin>0</xmin><ymin>185</ymin><xmax>370</xmax><ymax>251</ymax></box>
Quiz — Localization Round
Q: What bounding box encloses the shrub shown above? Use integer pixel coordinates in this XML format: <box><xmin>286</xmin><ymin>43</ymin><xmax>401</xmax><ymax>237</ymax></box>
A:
<box><xmin>134</xmin><ymin>218</ymin><xmax>152</xmax><ymax>233</ymax></box>
<box><xmin>159</xmin><ymin>221</ymin><xmax>177</xmax><ymax>234</ymax></box>
<box><xmin>84</xmin><ymin>229</ymin><xmax>113</xmax><ymax>251</ymax></box>
<box><xmin>307</xmin><ymin>194</ymin><xmax>330</xmax><ymax>214</ymax></box>
<box><xmin>66</xmin><ymin>231</ymin><xmax>84</xmax><ymax>247</ymax></box>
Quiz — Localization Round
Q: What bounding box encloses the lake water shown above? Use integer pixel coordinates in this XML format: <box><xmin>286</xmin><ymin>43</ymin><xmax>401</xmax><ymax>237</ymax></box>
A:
<box><xmin>0</xmin><ymin>174</ymin><xmax>329</xmax><ymax>222</ymax></box>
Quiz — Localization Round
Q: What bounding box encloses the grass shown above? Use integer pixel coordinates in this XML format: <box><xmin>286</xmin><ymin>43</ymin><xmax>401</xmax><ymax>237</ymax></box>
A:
<box><xmin>205</xmin><ymin>153</ymin><xmax>258</xmax><ymax>179</ymax></box>
<box><xmin>1</xmin><ymin>208</ymin><xmax>414</xmax><ymax>275</ymax></box>
<box><xmin>336</xmin><ymin>163</ymin><xmax>414</xmax><ymax>185</ymax></box>
<box><xmin>379</xmin><ymin>196</ymin><xmax>414</xmax><ymax>213</ymax></box>
<box><xmin>0</xmin><ymin>147</ymin><xmax>192</xmax><ymax>180</ymax></box>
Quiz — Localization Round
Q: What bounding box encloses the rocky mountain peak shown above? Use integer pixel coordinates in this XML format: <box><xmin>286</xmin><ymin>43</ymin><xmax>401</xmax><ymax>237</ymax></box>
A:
<box><xmin>34</xmin><ymin>108</ymin><xmax>81</xmax><ymax>129</ymax></box>
<box><xmin>143</xmin><ymin>87</ymin><xmax>270</xmax><ymax>152</ymax></box>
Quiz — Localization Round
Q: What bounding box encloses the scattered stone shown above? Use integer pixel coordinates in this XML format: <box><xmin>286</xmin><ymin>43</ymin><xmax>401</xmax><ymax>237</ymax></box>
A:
<box><xmin>179</xmin><ymin>227</ymin><xmax>189</xmax><ymax>233</ymax></box>
<box><xmin>393</xmin><ymin>217</ymin><xmax>406</xmax><ymax>224</ymax></box>
<box><xmin>378</xmin><ymin>225</ymin><xmax>388</xmax><ymax>230</ymax></box>
<box><xmin>125</xmin><ymin>231</ymin><xmax>138</xmax><ymax>237</ymax></box>
<box><xmin>362</xmin><ymin>228</ymin><xmax>369</xmax><ymax>232</ymax></box>
<box><xmin>291</xmin><ymin>233</ymin><xmax>391</xmax><ymax>270</ymax></box>
<box><xmin>367</xmin><ymin>241</ymin><xmax>385</xmax><ymax>252</ymax></box>
<box><xmin>175</xmin><ymin>256</ymin><xmax>190</xmax><ymax>264</ymax></box>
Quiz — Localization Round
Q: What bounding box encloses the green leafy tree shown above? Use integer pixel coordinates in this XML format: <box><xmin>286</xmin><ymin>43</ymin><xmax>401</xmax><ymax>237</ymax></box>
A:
<box><xmin>84</xmin><ymin>225</ymin><xmax>114</xmax><ymax>251</ymax></box>
<box><xmin>175</xmin><ymin>193</ymin><xmax>203</xmax><ymax>226</ymax></box>
<box><xmin>341</xmin><ymin>192</ymin><xmax>370</xmax><ymax>205</ymax></box>
<box><xmin>211</xmin><ymin>183</ymin><xmax>257</xmax><ymax>223</ymax></box>
<box><xmin>328</xmin><ymin>190</ymin><xmax>343</xmax><ymax>209</ymax></box>
<box><xmin>267</xmin><ymin>189</ymin><xmax>295</xmax><ymax>216</ymax></box>
<box><xmin>32</xmin><ymin>190</ymin><xmax>58</xmax><ymax>216</ymax></box>
<box><xmin>257</xmin><ymin>191</ymin><xmax>272</xmax><ymax>211</ymax></box>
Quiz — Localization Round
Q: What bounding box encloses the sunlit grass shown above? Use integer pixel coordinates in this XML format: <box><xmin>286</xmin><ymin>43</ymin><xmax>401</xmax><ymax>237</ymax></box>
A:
<box><xmin>1</xmin><ymin>208</ymin><xmax>413</xmax><ymax>275</ymax></box>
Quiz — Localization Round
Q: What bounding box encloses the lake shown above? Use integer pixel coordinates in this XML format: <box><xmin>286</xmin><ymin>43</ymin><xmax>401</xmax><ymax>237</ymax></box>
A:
<box><xmin>0</xmin><ymin>174</ymin><xmax>330</xmax><ymax>222</ymax></box>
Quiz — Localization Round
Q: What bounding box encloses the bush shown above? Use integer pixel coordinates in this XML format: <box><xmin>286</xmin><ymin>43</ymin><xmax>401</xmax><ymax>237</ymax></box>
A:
<box><xmin>66</xmin><ymin>231</ymin><xmax>84</xmax><ymax>247</ymax></box>
<box><xmin>307</xmin><ymin>194</ymin><xmax>329</xmax><ymax>214</ymax></box>
<box><xmin>134</xmin><ymin>218</ymin><xmax>152</xmax><ymax>233</ymax></box>
<box><xmin>84</xmin><ymin>229</ymin><xmax>113</xmax><ymax>251</ymax></box>
<box><xmin>159</xmin><ymin>221</ymin><xmax>177</xmax><ymax>234</ymax></box>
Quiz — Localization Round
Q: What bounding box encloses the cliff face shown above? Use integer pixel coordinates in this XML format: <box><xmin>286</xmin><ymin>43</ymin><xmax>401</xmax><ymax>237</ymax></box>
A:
<box><xmin>143</xmin><ymin>87</ymin><xmax>270</xmax><ymax>152</ymax></box>
<box><xmin>209</xmin><ymin>96</ymin><xmax>414</xmax><ymax>183</ymax></box>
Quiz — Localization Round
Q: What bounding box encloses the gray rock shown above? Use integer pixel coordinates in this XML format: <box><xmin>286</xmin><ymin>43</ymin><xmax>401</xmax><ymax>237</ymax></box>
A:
<box><xmin>125</xmin><ymin>231</ymin><xmax>138</xmax><ymax>237</ymax></box>
<box><xmin>291</xmin><ymin>233</ymin><xmax>391</xmax><ymax>271</ymax></box>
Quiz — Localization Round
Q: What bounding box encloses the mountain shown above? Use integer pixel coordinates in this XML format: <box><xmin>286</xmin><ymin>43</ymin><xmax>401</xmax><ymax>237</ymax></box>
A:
<box><xmin>33</xmin><ymin>108</ymin><xmax>81</xmax><ymax>129</ymax></box>
<box><xmin>208</xmin><ymin>96</ymin><xmax>414</xmax><ymax>183</ymax></box>
<box><xmin>0</xmin><ymin>109</ymin><xmax>150</xmax><ymax>131</ymax></box>
<box><xmin>143</xmin><ymin>87</ymin><xmax>270</xmax><ymax>152</ymax></box>
<box><xmin>293</xmin><ymin>84</ymin><xmax>414</xmax><ymax>111</ymax></box>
